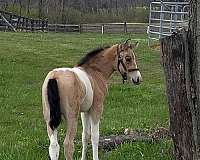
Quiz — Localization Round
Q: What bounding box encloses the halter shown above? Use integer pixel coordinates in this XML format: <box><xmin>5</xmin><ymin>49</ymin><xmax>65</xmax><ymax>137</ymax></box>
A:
<box><xmin>117</xmin><ymin>44</ymin><xmax>139</xmax><ymax>84</ymax></box>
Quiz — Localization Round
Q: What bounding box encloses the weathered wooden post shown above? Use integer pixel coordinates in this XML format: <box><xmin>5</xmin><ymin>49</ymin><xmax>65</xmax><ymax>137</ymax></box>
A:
<box><xmin>22</xmin><ymin>17</ymin><xmax>25</xmax><ymax>31</ymax></box>
<box><xmin>101</xmin><ymin>24</ymin><xmax>104</xmax><ymax>34</ymax></box>
<box><xmin>25</xmin><ymin>18</ymin><xmax>28</xmax><ymax>31</ymax></box>
<box><xmin>124</xmin><ymin>21</ymin><xmax>127</xmax><ymax>33</ymax></box>
<box><xmin>79</xmin><ymin>24</ymin><xmax>82</xmax><ymax>34</ymax></box>
<box><xmin>45</xmin><ymin>18</ymin><xmax>48</xmax><ymax>32</ymax></box>
<box><xmin>31</xmin><ymin>18</ymin><xmax>34</xmax><ymax>32</ymax></box>
<box><xmin>160</xmin><ymin>0</ymin><xmax>200</xmax><ymax>159</ymax></box>
<box><xmin>41</xmin><ymin>19</ymin><xmax>44</xmax><ymax>31</ymax></box>
<box><xmin>9</xmin><ymin>14</ymin><xmax>13</xmax><ymax>27</ymax></box>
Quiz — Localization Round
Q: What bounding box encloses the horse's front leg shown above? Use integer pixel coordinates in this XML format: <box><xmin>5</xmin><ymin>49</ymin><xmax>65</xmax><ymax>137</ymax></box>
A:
<box><xmin>90</xmin><ymin>117</ymin><xmax>100</xmax><ymax>160</ymax></box>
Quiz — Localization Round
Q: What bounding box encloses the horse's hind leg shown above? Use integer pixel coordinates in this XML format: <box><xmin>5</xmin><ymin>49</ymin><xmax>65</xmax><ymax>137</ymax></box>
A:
<box><xmin>43</xmin><ymin>77</ymin><xmax>61</xmax><ymax>160</ymax></box>
<box><xmin>43</xmin><ymin>103</ymin><xmax>60</xmax><ymax>160</ymax></box>
<box><xmin>46</xmin><ymin>123</ymin><xmax>60</xmax><ymax>160</ymax></box>
<box><xmin>63</xmin><ymin>114</ymin><xmax>78</xmax><ymax>160</ymax></box>
<box><xmin>81</xmin><ymin>112</ymin><xmax>91</xmax><ymax>160</ymax></box>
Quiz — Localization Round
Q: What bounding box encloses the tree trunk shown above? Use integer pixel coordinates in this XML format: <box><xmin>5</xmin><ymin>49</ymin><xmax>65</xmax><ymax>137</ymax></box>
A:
<box><xmin>61</xmin><ymin>0</ymin><xmax>65</xmax><ymax>23</ymax></box>
<box><xmin>38</xmin><ymin>0</ymin><xmax>43</xmax><ymax>19</ymax></box>
<box><xmin>160</xmin><ymin>1</ymin><xmax>200</xmax><ymax>159</ymax></box>
<box><xmin>27</xmin><ymin>0</ymin><xmax>31</xmax><ymax>16</ymax></box>
<box><xmin>188</xmin><ymin>0</ymin><xmax>200</xmax><ymax>159</ymax></box>
<box><xmin>19</xmin><ymin>0</ymin><xmax>22</xmax><ymax>16</ymax></box>
<box><xmin>161</xmin><ymin>30</ymin><xmax>195</xmax><ymax>160</ymax></box>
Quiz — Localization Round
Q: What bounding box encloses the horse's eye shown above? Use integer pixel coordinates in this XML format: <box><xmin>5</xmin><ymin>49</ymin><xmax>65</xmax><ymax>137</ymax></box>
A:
<box><xmin>125</xmin><ymin>56</ymin><xmax>131</xmax><ymax>62</ymax></box>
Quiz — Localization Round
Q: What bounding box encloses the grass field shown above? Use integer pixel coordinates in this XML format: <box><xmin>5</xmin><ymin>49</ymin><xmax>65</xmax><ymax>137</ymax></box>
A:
<box><xmin>0</xmin><ymin>32</ymin><xmax>174</xmax><ymax>160</ymax></box>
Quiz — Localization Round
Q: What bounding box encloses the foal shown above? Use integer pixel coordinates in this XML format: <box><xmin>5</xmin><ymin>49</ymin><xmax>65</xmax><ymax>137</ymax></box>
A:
<box><xmin>42</xmin><ymin>40</ymin><xmax>142</xmax><ymax>160</ymax></box>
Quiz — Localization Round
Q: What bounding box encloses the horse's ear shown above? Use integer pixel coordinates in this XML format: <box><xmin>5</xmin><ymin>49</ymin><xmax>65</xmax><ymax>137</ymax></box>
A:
<box><xmin>123</xmin><ymin>39</ymin><xmax>139</xmax><ymax>49</ymax></box>
<box><xmin>122</xmin><ymin>39</ymin><xmax>132</xmax><ymax>50</ymax></box>
<box><xmin>130</xmin><ymin>41</ymin><xmax>139</xmax><ymax>49</ymax></box>
<box><xmin>124</xmin><ymin>39</ymin><xmax>131</xmax><ymax>45</ymax></box>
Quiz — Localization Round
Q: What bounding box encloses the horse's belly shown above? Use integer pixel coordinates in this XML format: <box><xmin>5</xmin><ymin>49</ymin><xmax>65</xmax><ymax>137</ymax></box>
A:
<box><xmin>80</xmin><ymin>94</ymin><xmax>93</xmax><ymax>112</ymax></box>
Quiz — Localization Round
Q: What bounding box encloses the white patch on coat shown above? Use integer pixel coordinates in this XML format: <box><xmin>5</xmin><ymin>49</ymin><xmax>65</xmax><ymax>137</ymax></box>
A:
<box><xmin>53</xmin><ymin>67</ymin><xmax>94</xmax><ymax>112</ymax></box>
<box><xmin>49</xmin><ymin>130</ymin><xmax>60</xmax><ymax>160</ymax></box>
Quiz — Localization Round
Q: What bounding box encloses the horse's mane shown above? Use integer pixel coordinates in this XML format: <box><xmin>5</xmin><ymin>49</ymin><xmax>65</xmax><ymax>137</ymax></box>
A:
<box><xmin>77</xmin><ymin>46</ymin><xmax>110</xmax><ymax>66</ymax></box>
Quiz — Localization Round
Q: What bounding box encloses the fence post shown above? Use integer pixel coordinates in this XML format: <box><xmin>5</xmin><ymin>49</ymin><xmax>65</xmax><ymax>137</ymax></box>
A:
<box><xmin>159</xmin><ymin>1</ymin><xmax>164</xmax><ymax>39</ymax></box>
<box><xmin>148</xmin><ymin>2</ymin><xmax>152</xmax><ymax>46</ymax></box>
<box><xmin>22</xmin><ymin>17</ymin><xmax>25</xmax><ymax>31</ymax></box>
<box><xmin>46</xmin><ymin>19</ymin><xmax>48</xmax><ymax>32</ymax></box>
<box><xmin>101</xmin><ymin>24</ymin><xmax>104</xmax><ymax>34</ymax></box>
<box><xmin>16</xmin><ymin>16</ymin><xmax>20</xmax><ymax>30</ymax></box>
<box><xmin>79</xmin><ymin>24</ymin><xmax>82</xmax><ymax>33</ymax></box>
<box><xmin>55</xmin><ymin>23</ymin><xmax>57</xmax><ymax>32</ymax></box>
<box><xmin>31</xmin><ymin>19</ymin><xmax>34</xmax><ymax>32</ymax></box>
<box><xmin>26</xmin><ymin>18</ymin><xmax>29</xmax><ymax>31</ymax></box>
<box><xmin>173</xmin><ymin>4</ymin><xmax>178</xmax><ymax>32</ymax></box>
<box><xmin>41</xmin><ymin>20</ymin><xmax>43</xmax><ymax>31</ymax></box>
<box><xmin>124</xmin><ymin>21</ymin><xmax>127</xmax><ymax>33</ymax></box>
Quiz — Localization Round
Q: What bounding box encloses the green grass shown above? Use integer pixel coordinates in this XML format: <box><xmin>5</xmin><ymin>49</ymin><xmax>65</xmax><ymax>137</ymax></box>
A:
<box><xmin>0</xmin><ymin>32</ymin><xmax>174</xmax><ymax>160</ymax></box>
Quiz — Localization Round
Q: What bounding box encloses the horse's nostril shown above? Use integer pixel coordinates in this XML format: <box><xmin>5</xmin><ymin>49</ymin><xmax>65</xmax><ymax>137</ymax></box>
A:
<box><xmin>137</xmin><ymin>77</ymin><xmax>139</xmax><ymax>83</ymax></box>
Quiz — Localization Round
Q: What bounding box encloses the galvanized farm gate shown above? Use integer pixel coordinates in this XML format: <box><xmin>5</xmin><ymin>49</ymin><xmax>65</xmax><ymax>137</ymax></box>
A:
<box><xmin>148</xmin><ymin>1</ymin><xmax>189</xmax><ymax>46</ymax></box>
<box><xmin>0</xmin><ymin>10</ymin><xmax>48</xmax><ymax>32</ymax></box>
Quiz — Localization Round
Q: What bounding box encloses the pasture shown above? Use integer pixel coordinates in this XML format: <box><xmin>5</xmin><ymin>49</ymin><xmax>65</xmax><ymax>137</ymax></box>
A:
<box><xmin>0</xmin><ymin>32</ymin><xmax>173</xmax><ymax>159</ymax></box>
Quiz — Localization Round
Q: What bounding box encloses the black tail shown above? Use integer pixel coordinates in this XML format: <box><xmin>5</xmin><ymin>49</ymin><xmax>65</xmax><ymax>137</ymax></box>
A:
<box><xmin>47</xmin><ymin>79</ymin><xmax>61</xmax><ymax>130</ymax></box>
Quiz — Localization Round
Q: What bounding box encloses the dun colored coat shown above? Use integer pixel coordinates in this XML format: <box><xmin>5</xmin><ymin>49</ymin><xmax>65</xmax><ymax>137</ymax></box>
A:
<box><xmin>42</xmin><ymin>40</ymin><xmax>142</xmax><ymax>160</ymax></box>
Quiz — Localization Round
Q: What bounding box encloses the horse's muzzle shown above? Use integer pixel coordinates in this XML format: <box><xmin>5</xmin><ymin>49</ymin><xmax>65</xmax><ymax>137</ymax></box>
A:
<box><xmin>132</xmin><ymin>77</ymin><xmax>141</xmax><ymax>85</ymax></box>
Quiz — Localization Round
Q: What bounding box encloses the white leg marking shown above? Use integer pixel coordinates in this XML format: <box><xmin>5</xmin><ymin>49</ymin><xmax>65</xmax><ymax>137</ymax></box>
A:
<box><xmin>81</xmin><ymin>112</ymin><xmax>91</xmax><ymax>160</ymax></box>
<box><xmin>49</xmin><ymin>130</ymin><xmax>60</xmax><ymax>160</ymax></box>
<box><xmin>91</xmin><ymin>119</ymin><xmax>99</xmax><ymax>160</ymax></box>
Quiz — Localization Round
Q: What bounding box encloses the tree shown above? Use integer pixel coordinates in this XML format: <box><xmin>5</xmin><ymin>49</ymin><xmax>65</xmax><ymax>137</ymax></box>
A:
<box><xmin>188</xmin><ymin>0</ymin><xmax>200</xmax><ymax>158</ymax></box>
<box><xmin>27</xmin><ymin>0</ymin><xmax>31</xmax><ymax>16</ymax></box>
<box><xmin>160</xmin><ymin>0</ymin><xmax>200</xmax><ymax>159</ymax></box>
<box><xmin>38</xmin><ymin>0</ymin><xmax>43</xmax><ymax>19</ymax></box>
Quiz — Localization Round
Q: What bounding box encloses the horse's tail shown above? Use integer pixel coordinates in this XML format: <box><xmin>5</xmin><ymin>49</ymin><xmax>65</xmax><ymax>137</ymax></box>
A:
<box><xmin>47</xmin><ymin>78</ymin><xmax>61</xmax><ymax>130</ymax></box>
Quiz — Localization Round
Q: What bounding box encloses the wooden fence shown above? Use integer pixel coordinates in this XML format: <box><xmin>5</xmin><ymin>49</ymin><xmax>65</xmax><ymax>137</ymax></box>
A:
<box><xmin>0</xmin><ymin>10</ymin><xmax>148</xmax><ymax>34</ymax></box>
<box><xmin>48</xmin><ymin>23</ymin><xmax>148</xmax><ymax>34</ymax></box>
<box><xmin>0</xmin><ymin>10</ymin><xmax>48</xmax><ymax>32</ymax></box>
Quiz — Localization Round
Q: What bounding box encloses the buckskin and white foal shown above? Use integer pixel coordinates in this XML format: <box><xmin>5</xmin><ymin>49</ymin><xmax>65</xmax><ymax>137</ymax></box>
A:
<box><xmin>42</xmin><ymin>40</ymin><xmax>142</xmax><ymax>160</ymax></box>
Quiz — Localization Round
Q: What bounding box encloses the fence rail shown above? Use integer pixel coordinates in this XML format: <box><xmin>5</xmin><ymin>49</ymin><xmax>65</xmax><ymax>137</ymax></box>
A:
<box><xmin>48</xmin><ymin>23</ymin><xmax>148</xmax><ymax>34</ymax></box>
<box><xmin>0</xmin><ymin>10</ymin><xmax>148</xmax><ymax>34</ymax></box>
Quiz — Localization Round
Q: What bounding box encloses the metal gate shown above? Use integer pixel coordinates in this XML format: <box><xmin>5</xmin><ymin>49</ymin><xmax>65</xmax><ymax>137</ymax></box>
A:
<box><xmin>148</xmin><ymin>1</ymin><xmax>189</xmax><ymax>46</ymax></box>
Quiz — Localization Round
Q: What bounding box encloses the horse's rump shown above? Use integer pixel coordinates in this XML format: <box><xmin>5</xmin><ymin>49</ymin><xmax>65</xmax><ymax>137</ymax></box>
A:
<box><xmin>42</xmin><ymin>68</ymin><xmax>90</xmax><ymax>127</ymax></box>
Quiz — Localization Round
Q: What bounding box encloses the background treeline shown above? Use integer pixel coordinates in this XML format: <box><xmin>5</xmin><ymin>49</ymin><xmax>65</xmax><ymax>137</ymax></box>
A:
<box><xmin>0</xmin><ymin>0</ymin><xmax>151</xmax><ymax>23</ymax></box>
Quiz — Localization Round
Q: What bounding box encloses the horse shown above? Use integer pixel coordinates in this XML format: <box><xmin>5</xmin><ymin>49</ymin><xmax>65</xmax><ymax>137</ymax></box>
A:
<box><xmin>42</xmin><ymin>39</ymin><xmax>142</xmax><ymax>160</ymax></box>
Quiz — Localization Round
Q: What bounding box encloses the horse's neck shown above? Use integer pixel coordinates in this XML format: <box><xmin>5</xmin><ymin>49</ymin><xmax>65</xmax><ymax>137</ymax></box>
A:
<box><xmin>90</xmin><ymin>69</ymin><xmax>108</xmax><ymax>92</ymax></box>
<box><xmin>84</xmin><ymin>61</ymin><xmax>114</xmax><ymax>81</ymax></box>
<box><xmin>81</xmin><ymin>46</ymin><xmax>116</xmax><ymax>90</ymax></box>
<box><xmin>89</xmin><ymin>51</ymin><xmax>116</xmax><ymax>80</ymax></box>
